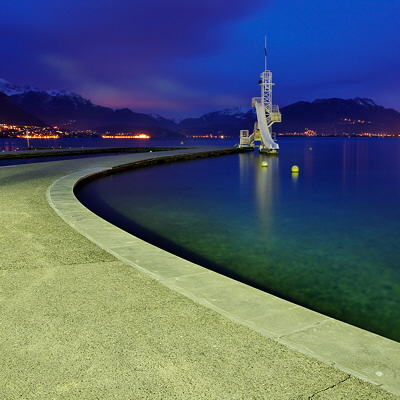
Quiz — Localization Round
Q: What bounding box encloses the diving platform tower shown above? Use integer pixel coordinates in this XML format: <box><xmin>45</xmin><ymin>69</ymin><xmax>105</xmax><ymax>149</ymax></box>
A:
<box><xmin>239</xmin><ymin>43</ymin><xmax>281</xmax><ymax>153</ymax></box>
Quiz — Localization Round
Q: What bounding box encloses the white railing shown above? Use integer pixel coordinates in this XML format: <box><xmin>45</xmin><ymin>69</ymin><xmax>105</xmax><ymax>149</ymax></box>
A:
<box><xmin>239</xmin><ymin>130</ymin><xmax>256</xmax><ymax>148</ymax></box>
<box><xmin>269</xmin><ymin>105</ymin><xmax>281</xmax><ymax>122</ymax></box>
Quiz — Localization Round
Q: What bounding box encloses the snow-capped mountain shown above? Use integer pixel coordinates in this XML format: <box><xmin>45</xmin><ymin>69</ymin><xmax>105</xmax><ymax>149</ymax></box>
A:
<box><xmin>353</xmin><ymin>97</ymin><xmax>377</xmax><ymax>107</ymax></box>
<box><xmin>1</xmin><ymin>78</ymin><xmax>399</xmax><ymax>135</ymax></box>
<box><xmin>0</xmin><ymin>79</ymin><xmax>180</xmax><ymax>133</ymax></box>
<box><xmin>208</xmin><ymin>106</ymin><xmax>254</xmax><ymax>118</ymax></box>
<box><xmin>0</xmin><ymin>78</ymin><xmax>41</xmax><ymax>96</ymax></box>
<box><xmin>0</xmin><ymin>79</ymin><xmax>84</xmax><ymax>100</ymax></box>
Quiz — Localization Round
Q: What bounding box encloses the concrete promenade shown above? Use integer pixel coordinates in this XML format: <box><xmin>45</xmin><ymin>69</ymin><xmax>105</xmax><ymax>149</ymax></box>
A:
<box><xmin>1</xmin><ymin>147</ymin><xmax>399</xmax><ymax>399</ymax></box>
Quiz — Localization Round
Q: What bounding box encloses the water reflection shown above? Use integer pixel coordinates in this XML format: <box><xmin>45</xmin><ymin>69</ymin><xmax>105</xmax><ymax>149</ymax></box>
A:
<box><xmin>256</xmin><ymin>156</ymin><xmax>279</xmax><ymax>229</ymax></box>
<box><xmin>1</xmin><ymin>141</ymin><xmax>19</xmax><ymax>152</ymax></box>
<box><xmin>303</xmin><ymin>145</ymin><xmax>314</xmax><ymax>183</ymax></box>
<box><xmin>76</xmin><ymin>138</ymin><xmax>400</xmax><ymax>342</ymax></box>
<box><xmin>341</xmin><ymin>139</ymin><xmax>369</xmax><ymax>190</ymax></box>
<box><xmin>239</xmin><ymin>152</ymin><xmax>280</xmax><ymax>230</ymax></box>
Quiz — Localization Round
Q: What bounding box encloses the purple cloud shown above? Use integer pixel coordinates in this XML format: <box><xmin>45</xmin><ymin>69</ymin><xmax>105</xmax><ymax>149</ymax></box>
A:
<box><xmin>1</xmin><ymin>0</ymin><xmax>400</xmax><ymax>117</ymax></box>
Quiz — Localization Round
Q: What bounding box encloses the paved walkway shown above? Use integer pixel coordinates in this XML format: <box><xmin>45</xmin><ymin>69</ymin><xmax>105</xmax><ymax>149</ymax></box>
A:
<box><xmin>1</xmin><ymin>148</ymin><xmax>399</xmax><ymax>399</ymax></box>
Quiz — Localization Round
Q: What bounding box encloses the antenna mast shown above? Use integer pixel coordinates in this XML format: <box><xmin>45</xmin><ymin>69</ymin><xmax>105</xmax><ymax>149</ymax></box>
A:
<box><xmin>264</xmin><ymin>36</ymin><xmax>267</xmax><ymax>71</ymax></box>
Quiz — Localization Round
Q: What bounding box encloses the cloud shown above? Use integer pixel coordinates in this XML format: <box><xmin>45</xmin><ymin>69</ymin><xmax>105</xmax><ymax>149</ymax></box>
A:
<box><xmin>1</xmin><ymin>0</ymin><xmax>273</xmax><ymax>108</ymax></box>
<box><xmin>2</xmin><ymin>0</ymin><xmax>400</xmax><ymax>116</ymax></box>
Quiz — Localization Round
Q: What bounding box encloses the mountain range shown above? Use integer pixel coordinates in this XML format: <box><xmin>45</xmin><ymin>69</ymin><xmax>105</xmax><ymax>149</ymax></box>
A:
<box><xmin>1</xmin><ymin>78</ymin><xmax>399</xmax><ymax>136</ymax></box>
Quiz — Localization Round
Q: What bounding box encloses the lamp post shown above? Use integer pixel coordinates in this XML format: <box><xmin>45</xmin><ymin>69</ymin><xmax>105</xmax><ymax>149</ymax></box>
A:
<box><xmin>26</xmin><ymin>130</ymin><xmax>30</xmax><ymax>148</ymax></box>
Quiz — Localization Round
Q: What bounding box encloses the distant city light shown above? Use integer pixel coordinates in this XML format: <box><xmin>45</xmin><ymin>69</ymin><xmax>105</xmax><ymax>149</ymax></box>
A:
<box><xmin>0</xmin><ymin>124</ymin><xmax>398</xmax><ymax>140</ymax></box>
<box><xmin>101</xmin><ymin>134</ymin><xmax>150</xmax><ymax>139</ymax></box>
<box><xmin>17</xmin><ymin>134</ymin><xmax>60</xmax><ymax>139</ymax></box>
<box><xmin>190</xmin><ymin>134</ymin><xmax>230</xmax><ymax>139</ymax></box>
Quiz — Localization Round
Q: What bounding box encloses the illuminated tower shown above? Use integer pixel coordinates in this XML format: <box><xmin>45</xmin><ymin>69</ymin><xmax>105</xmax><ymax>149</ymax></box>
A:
<box><xmin>239</xmin><ymin>39</ymin><xmax>281</xmax><ymax>153</ymax></box>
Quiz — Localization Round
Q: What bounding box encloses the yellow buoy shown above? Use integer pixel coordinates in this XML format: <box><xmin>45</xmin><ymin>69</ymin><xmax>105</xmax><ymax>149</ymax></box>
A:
<box><xmin>291</xmin><ymin>165</ymin><xmax>299</xmax><ymax>173</ymax></box>
<box><xmin>261</xmin><ymin>161</ymin><xmax>268</xmax><ymax>167</ymax></box>
<box><xmin>309</xmin><ymin>147</ymin><xmax>312</xmax><ymax>151</ymax></box>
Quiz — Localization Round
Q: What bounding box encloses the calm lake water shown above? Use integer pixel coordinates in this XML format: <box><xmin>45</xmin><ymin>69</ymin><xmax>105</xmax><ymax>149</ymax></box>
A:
<box><xmin>76</xmin><ymin>137</ymin><xmax>400</xmax><ymax>342</ymax></box>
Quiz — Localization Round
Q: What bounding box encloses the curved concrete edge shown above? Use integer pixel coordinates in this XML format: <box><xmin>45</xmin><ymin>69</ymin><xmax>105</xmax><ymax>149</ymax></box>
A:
<box><xmin>47</xmin><ymin>159</ymin><xmax>400</xmax><ymax>396</ymax></box>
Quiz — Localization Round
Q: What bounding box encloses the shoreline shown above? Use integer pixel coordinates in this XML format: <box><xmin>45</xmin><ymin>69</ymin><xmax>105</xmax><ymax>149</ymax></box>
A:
<box><xmin>51</xmin><ymin>148</ymin><xmax>400</xmax><ymax>395</ymax></box>
<box><xmin>1</xmin><ymin>147</ymin><xmax>399</xmax><ymax>398</ymax></box>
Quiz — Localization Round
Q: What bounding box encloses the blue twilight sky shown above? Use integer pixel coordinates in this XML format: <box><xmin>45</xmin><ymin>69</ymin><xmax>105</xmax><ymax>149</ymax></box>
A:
<box><xmin>1</xmin><ymin>0</ymin><xmax>399</xmax><ymax>118</ymax></box>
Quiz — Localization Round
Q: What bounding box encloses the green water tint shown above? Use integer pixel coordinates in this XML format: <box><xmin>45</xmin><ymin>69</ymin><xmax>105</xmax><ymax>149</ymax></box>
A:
<box><xmin>77</xmin><ymin>138</ymin><xmax>400</xmax><ymax>342</ymax></box>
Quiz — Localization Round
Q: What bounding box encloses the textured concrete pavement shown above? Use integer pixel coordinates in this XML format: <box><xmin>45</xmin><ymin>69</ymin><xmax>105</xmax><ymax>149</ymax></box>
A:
<box><xmin>1</xmin><ymin>148</ymin><xmax>399</xmax><ymax>399</ymax></box>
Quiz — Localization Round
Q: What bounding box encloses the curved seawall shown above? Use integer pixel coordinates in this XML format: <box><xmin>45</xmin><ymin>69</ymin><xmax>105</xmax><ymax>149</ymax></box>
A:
<box><xmin>0</xmin><ymin>146</ymin><xmax>398</xmax><ymax>399</ymax></box>
<box><xmin>47</xmin><ymin>148</ymin><xmax>400</xmax><ymax>397</ymax></box>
